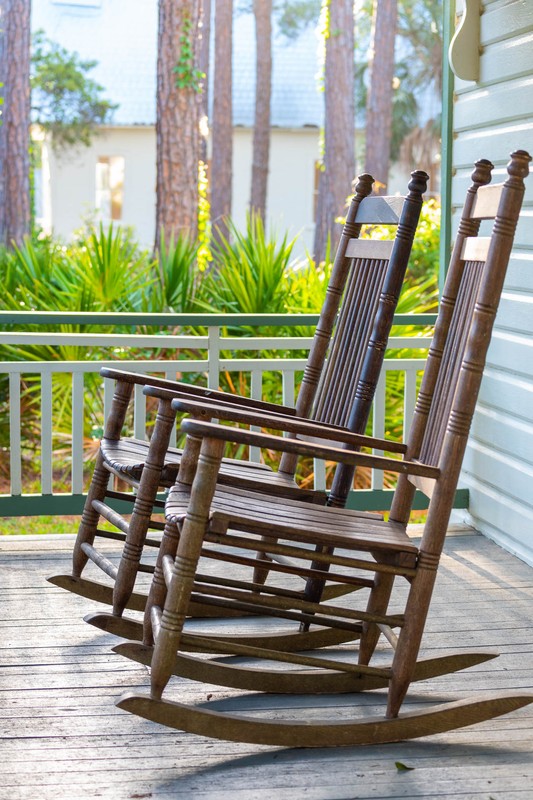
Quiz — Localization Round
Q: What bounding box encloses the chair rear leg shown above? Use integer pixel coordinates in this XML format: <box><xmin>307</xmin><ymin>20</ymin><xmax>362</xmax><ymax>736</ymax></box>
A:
<box><xmin>72</xmin><ymin>450</ymin><xmax>111</xmax><ymax>577</ymax></box>
<box><xmin>73</xmin><ymin>379</ymin><xmax>134</xmax><ymax>577</ymax></box>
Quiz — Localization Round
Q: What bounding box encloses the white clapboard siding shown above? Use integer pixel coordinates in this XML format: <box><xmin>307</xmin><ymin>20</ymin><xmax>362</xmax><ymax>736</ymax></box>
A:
<box><xmin>451</xmin><ymin>0</ymin><xmax>533</xmax><ymax>564</ymax></box>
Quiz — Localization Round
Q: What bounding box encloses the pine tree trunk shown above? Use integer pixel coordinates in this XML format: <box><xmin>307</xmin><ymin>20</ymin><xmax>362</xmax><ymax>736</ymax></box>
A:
<box><xmin>210</xmin><ymin>0</ymin><xmax>233</xmax><ymax>243</ymax></box>
<box><xmin>155</xmin><ymin>0</ymin><xmax>202</xmax><ymax>252</ymax></box>
<box><xmin>199</xmin><ymin>0</ymin><xmax>211</xmax><ymax>164</ymax></box>
<box><xmin>364</xmin><ymin>0</ymin><xmax>398</xmax><ymax>193</ymax></box>
<box><xmin>313</xmin><ymin>0</ymin><xmax>355</xmax><ymax>264</ymax></box>
<box><xmin>250</xmin><ymin>0</ymin><xmax>272</xmax><ymax>222</ymax></box>
<box><xmin>0</xmin><ymin>0</ymin><xmax>32</xmax><ymax>248</ymax></box>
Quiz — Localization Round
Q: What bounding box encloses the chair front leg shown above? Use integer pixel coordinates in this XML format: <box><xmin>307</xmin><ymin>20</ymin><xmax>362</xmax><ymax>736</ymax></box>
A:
<box><xmin>150</xmin><ymin>436</ymin><xmax>225</xmax><ymax>700</ymax></box>
<box><xmin>112</xmin><ymin>397</ymin><xmax>177</xmax><ymax>616</ymax></box>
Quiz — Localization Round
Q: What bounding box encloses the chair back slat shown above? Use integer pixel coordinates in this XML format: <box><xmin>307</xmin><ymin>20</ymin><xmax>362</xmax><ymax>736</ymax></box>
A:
<box><xmin>471</xmin><ymin>182</ymin><xmax>504</xmax><ymax>219</ymax></box>
<box><xmin>313</xmin><ymin>256</ymin><xmax>389</xmax><ymax>428</ymax></box>
<box><xmin>354</xmin><ymin>195</ymin><xmax>405</xmax><ymax>223</ymax></box>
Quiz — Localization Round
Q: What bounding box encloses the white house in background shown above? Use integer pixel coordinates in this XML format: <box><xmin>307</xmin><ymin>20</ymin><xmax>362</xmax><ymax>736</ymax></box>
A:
<box><xmin>33</xmin><ymin>0</ymin><xmax>432</xmax><ymax>254</ymax></box>
<box><xmin>32</xmin><ymin>0</ymin><xmax>327</xmax><ymax>253</ymax></box>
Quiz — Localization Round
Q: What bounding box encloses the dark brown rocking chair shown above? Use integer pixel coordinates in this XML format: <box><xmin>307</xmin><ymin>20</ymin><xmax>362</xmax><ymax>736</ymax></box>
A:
<box><xmin>115</xmin><ymin>151</ymin><xmax>533</xmax><ymax>746</ymax></box>
<box><xmin>49</xmin><ymin>170</ymin><xmax>429</xmax><ymax>641</ymax></box>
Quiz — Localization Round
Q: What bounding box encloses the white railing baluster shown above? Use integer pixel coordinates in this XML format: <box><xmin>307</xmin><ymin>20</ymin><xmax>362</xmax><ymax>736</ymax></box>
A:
<box><xmin>103</xmin><ymin>376</ymin><xmax>114</xmax><ymax>424</ymax></box>
<box><xmin>41</xmin><ymin>370</ymin><xmax>53</xmax><ymax>494</ymax></box>
<box><xmin>9</xmin><ymin>372</ymin><xmax>22</xmax><ymax>496</ymax></box>
<box><xmin>165</xmin><ymin>370</ymin><xmax>178</xmax><ymax>449</ymax></box>
<box><xmin>282</xmin><ymin>369</ymin><xmax>296</xmax><ymax>408</ymax></box>
<box><xmin>371</xmin><ymin>371</ymin><xmax>386</xmax><ymax>491</ymax></box>
<box><xmin>208</xmin><ymin>326</ymin><xmax>221</xmax><ymax>390</ymax></box>
<box><xmin>134</xmin><ymin>383</ymin><xmax>146</xmax><ymax>440</ymax></box>
<box><xmin>71</xmin><ymin>371</ymin><xmax>84</xmax><ymax>494</ymax></box>
<box><xmin>249</xmin><ymin>368</ymin><xmax>263</xmax><ymax>463</ymax></box>
<box><xmin>313</xmin><ymin>458</ymin><xmax>327</xmax><ymax>492</ymax></box>
<box><xmin>404</xmin><ymin>366</ymin><xmax>419</xmax><ymax>441</ymax></box>
<box><xmin>103</xmin><ymin>376</ymin><xmax>115</xmax><ymax>491</ymax></box>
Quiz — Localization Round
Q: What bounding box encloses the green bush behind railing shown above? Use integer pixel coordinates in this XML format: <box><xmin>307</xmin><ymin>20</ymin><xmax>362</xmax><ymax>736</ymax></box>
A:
<box><xmin>0</xmin><ymin>205</ymin><xmax>440</xmax><ymax>498</ymax></box>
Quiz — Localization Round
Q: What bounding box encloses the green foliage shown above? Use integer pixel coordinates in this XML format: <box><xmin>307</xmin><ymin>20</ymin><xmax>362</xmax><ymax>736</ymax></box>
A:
<box><xmin>201</xmin><ymin>214</ymin><xmax>297</xmax><ymax>315</ymax></box>
<box><xmin>406</xmin><ymin>199</ymin><xmax>440</xmax><ymax>284</ymax></box>
<box><xmin>31</xmin><ymin>30</ymin><xmax>118</xmax><ymax>151</ymax></box>
<box><xmin>276</xmin><ymin>0</ymin><xmax>321</xmax><ymax>38</ymax></box>
<box><xmin>154</xmin><ymin>229</ymin><xmax>198</xmax><ymax>313</ymax></box>
<box><xmin>69</xmin><ymin>225</ymin><xmax>153</xmax><ymax>311</ymax></box>
<box><xmin>173</xmin><ymin>15</ymin><xmax>205</xmax><ymax>92</ymax></box>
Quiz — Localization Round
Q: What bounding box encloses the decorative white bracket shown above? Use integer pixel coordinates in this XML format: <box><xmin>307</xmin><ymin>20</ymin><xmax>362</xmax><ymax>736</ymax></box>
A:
<box><xmin>448</xmin><ymin>0</ymin><xmax>481</xmax><ymax>81</ymax></box>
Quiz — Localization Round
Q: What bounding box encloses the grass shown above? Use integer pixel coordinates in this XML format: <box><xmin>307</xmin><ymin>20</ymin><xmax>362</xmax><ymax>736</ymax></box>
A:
<box><xmin>0</xmin><ymin>515</ymin><xmax>80</xmax><ymax>535</ymax></box>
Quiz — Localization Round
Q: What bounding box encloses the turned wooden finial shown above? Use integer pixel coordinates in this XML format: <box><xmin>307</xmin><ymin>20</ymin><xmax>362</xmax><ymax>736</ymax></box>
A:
<box><xmin>506</xmin><ymin>150</ymin><xmax>531</xmax><ymax>182</ymax></box>
<box><xmin>407</xmin><ymin>169</ymin><xmax>430</xmax><ymax>198</ymax></box>
<box><xmin>352</xmin><ymin>172</ymin><xmax>374</xmax><ymax>200</ymax></box>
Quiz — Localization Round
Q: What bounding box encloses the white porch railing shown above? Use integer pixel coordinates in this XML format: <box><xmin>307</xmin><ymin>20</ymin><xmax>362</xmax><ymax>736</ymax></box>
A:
<box><xmin>0</xmin><ymin>312</ymin><xmax>452</xmax><ymax>517</ymax></box>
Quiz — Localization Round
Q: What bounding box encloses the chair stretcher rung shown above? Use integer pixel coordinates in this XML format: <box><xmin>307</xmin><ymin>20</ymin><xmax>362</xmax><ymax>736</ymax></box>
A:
<box><xmin>200</xmin><ymin>547</ymin><xmax>375</xmax><ymax>591</ymax></box>
<box><xmin>191</xmin><ymin>581</ymin><xmax>404</xmax><ymax>628</ymax></box>
<box><xmin>80</xmin><ymin>543</ymin><xmax>118</xmax><ymax>580</ymax></box>
<box><xmin>190</xmin><ymin>591</ymin><xmax>364</xmax><ymax>634</ymax></box>
<box><xmin>182</xmin><ymin>632</ymin><xmax>392</xmax><ymax>678</ymax></box>
<box><xmin>94</xmin><ymin>528</ymin><xmax>163</xmax><ymax>550</ymax></box>
<box><xmin>92</xmin><ymin>500</ymin><xmax>129</xmax><ymax>535</ymax></box>
<box><xmin>378</xmin><ymin>624</ymin><xmax>399</xmax><ymax>649</ymax></box>
<box><xmin>207</xmin><ymin>530</ymin><xmax>416</xmax><ymax>577</ymax></box>
<box><xmin>195</xmin><ymin>571</ymin><xmax>304</xmax><ymax>600</ymax></box>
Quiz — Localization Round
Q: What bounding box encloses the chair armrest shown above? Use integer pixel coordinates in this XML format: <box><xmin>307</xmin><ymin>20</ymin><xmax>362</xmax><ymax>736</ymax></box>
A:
<box><xmin>99</xmin><ymin>367</ymin><xmax>297</xmax><ymax>417</ymax></box>
<box><xmin>181</xmin><ymin>418</ymin><xmax>438</xmax><ymax>480</ymax></box>
<box><xmin>161</xmin><ymin>394</ymin><xmax>407</xmax><ymax>455</ymax></box>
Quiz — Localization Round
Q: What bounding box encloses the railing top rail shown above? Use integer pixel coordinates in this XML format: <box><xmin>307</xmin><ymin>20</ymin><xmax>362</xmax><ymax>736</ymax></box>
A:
<box><xmin>0</xmin><ymin>311</ymin><xmax>438</xmax><ymax>327</ymax></box>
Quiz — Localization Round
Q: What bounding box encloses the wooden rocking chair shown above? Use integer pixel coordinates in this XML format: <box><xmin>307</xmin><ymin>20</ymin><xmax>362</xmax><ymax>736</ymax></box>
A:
<box><xmin>115</xmin><ymin>151</ymin><xmax>533</xmax><ymax>746</ymax></box>
<box><xmin>82</xmin><ymin>158</ymin><xmax>493</xmax><ymax>653</ymax></box>
<box><xmin>49</xmin><ymin>170</ymin><xmax>429</xmax><ymax>638</ymax></box>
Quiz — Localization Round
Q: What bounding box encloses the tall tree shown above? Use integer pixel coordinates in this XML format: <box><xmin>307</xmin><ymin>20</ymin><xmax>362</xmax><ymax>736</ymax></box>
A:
<box><xmin>31</xmin><ymin>31</ymin><xmax>117</xmax><ymax>152</ymax></box>
<box><xmin>250</xmin><ymin>0</ymin><xmax>272</xmax><ymax>221</ymax></box>
<box><xmin>210</xmin><ymin>0</ymin><xmax>233</xmax><ymax>242</ymax></box>
<box><xmin>313</xmin><ymin>0</ymin><xmax>355</xmax><ymax>263</ymax></box>
<box><xmin>0</xmin><ymin>0</ymin><xmax>32</xmax><ymax>247</ymax></box>
<box><xmin>364</xmin><ymin>0</ymin><xmax>398</xmax><ymax>193</ymax></box>
<box><xmin>155</xmin><ymin>0</ymin><xmax>203</xmax><ymax>252</ymax></box>
<box><xmin>198</xmin><ymin>0</ymin><xmax>211</xmax><ymax>163</ymax></box>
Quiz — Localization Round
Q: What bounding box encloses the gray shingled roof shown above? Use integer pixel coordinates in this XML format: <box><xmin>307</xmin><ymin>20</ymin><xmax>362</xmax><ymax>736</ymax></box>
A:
<box><xmin>31</xmin><ymin>0</ymin><xmax>323</xmax><ymax>128</ymax></box>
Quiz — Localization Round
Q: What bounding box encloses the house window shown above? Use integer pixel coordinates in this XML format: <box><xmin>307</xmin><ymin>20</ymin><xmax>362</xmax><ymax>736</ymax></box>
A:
<box><xmin>96</xmin><ymin>156</ymin><xmax>125</xmax><ymax>221</ymax></box>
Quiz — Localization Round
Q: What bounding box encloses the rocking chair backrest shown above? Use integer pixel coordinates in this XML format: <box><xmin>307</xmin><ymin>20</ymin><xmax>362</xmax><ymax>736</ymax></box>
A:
<box><xmin>391</xmin><ymin>151</ymin><xmax>530</xmax><ymax>535</ymax></box>
<box><xmin>279</xmin><ymin>169</ymin><xmax>429</xmax><ymax>477</ymax></box>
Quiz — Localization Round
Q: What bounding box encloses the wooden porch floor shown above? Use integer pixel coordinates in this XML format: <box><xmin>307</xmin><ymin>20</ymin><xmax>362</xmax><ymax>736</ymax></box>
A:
<box><xmin>1</xmin><ymin>530</ymin><xmax>532</xmax><ymax>800</ymax></box>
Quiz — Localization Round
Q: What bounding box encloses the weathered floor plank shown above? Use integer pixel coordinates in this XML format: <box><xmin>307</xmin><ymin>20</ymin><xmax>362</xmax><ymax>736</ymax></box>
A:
<box><xmin>0</xmin><ymin>531</ymin><xmax>532</xmax><ymax>800</ymax></box>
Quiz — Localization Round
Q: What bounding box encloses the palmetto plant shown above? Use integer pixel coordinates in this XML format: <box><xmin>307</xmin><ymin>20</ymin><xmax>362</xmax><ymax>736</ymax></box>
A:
<box><xmin>152</xmin><ymin>228</ymin><xmax>199</xmax><ymax>314</ymax></box>
<box><xmin>201</xmin><ymin>213</ymin><xmax>297</xmax><ymax>318</ymax></box>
